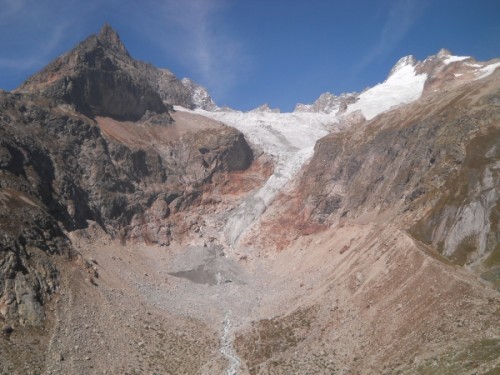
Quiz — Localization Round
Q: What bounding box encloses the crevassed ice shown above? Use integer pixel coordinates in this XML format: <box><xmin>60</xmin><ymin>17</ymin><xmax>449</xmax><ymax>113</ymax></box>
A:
<box><xmin>189</xmin><ymin>109</ymin><xmax>336</xmax><ymax>244</ymax></box>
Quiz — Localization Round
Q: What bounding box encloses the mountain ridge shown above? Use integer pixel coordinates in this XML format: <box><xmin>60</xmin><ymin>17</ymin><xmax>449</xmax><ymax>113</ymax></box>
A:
<box><xmin>1</xmin><ymin>24</ymin><xmax>500</xmax><ymax>375</ymax></box>
<box><xmin>10</xmin><ymin>24</ymin><xmax>500</xmax><ymax>118</ymax></box>
<box><xmin>292</xmin><ymin>49</ymin><xmax>500</xmax><ymax>119</ymax></box>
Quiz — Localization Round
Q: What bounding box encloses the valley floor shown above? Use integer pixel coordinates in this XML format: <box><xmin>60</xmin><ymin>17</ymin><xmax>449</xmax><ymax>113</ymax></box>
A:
<box><xmin>8</xmin><ymin>218</ymin><xmax>498</xmax><ymax>375</ymax></box>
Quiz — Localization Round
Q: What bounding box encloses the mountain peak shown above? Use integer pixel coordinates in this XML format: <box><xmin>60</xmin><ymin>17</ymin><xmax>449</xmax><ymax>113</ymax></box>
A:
<box><xmin>294</xmin><ymin>92</ymin><xmax>357</xmax><ymax>114</ymax></box>
<box><xmin>17</xmin><ymin>23</ymin><xmax>168</xmax><ymax>120</ymax></box>
<box><xmin>96</xmin><ymin>23</ymin><xmax>129</xmax><ymax>57</ymax></box>
<box><xmin>98</xmin><ymin>23</ymin><xmax>118</xmax><ymax>38</ymax></box>
<box><xmin>437</xmin><ymin>48</ymin><xmax>452</xmax><ymax>57</ymax></box>
<box><xmin>249</xmin><ymin>103</ymin><xmax>281</xmax><ymax>113</ymax></box>
<box><xmin>181</xmin><ymin>78</ymin><xmax>219</xmax><ymax>111</ymax></box>
<box><xmin>388</xmin><ymin>55</ymin><xmax>417</xmax><ymax>77</ymax></box>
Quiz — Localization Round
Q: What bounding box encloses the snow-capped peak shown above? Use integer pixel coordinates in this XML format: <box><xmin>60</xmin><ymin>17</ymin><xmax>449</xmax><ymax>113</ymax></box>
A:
<box><xmin>249</xmin><ymin>103</ymin><xmax>280</xmax><ymax>113</ymax></box>
<box><xmin>343</xmin><ymin>56</ymin><xmax>426</xmax><ymax>121</ymax></box>
<box><xmin>419</xmin><ymin>49</ymin><xmax>499</xmax><ymax>88</ymax></box>
<box><xmin>294</xmin><ymin>92</ymin><xmax>358</xmax><ymax>114</ymax></box>
<box><xmin>181</xmin><ymin>78</ymin><xmax>219</xmax><ymax>111</ymax></box>
<box><xmin>437</xmin><ymin>48</ymin><xmax>452</xmax><ymax>58</ymax></box>
<box><xmin>388</xmin><ymin>55</ymin><xmax>417</xmax><ymax>78</ymax></box>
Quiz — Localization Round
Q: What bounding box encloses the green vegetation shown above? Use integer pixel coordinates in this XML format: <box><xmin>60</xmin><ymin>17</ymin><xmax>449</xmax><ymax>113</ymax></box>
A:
<box><xmin>416</xmin><ymin>339</ymin><xmax>500</xmax><ymax>375</ymax></box>
<box><xmin>484</xmin><ymin>243</ymin><xmax>500</xmax><ymax>268</ymax></box>
<box><xmin>450</xmin><ymin>235</ymin><xmax>478</xmax><ymax>266</ymax></box>
<box><xmin>481</xmin><ymin>267</ymin><xmax>500</xmax><ymax>290</ymax></box>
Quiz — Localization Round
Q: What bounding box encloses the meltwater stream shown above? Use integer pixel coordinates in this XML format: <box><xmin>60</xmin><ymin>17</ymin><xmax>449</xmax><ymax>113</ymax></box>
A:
<box><xmin>167</xmin><ymin>247</ymin><xmax>246</xmax><ymax>374</ymax></box>
<box><xmin>170</xmin><ymin>107</ymin><xmax>339</xmax><ymax>373</ymax></box>
<box><xmin>216</xmin><ymin>271</ymin><xmax>241</xmax><ymax>375</ymax></box>
<box><xmin>220</xmin><ymin>310</ymin><xmax>240</xmax><ymax>375</ymax></box>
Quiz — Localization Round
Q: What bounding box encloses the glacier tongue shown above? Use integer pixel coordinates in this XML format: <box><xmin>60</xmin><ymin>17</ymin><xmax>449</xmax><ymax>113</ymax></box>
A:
<box><xmin>179</xmin><ymin>109</ymin><xmax>337</xmax><ymax>245</ymax></box>
<box><xmin>223</xmin><ymin>145</ymin><xmax>317</xmax><ymax>244</ymax></box>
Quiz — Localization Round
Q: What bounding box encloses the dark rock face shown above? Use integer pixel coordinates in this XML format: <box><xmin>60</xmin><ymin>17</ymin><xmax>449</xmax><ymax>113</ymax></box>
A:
<box><xmin>0</xmin><ymin>190</ymin><xmax>67</xmax><ymax>326</ymax></box>
<box><xmin>0</xmin><ymin>96</ymin><xmax>72</xmax><ymax>325</ymax></box>
<box><xmin>147</xmin><ymin>69</ymin><xmax>194</xmax><ymax>108</ymax></box>
<box><xmin>0</xmin><ymin>94</ymin><xmax>252</xmax><ymax>226</ymax></box>
<box><xmin>0</xmin><ymin>25</ymin><xmax>254</xmax><ymax>326</ymax></box>
<box><xmin>55</xmin><ymin>69</ymin><xmax>167</xmax><ymax>121</ymax></box>
<box><xmin>17</xmin><ymin>24</ymin><xmax>194</xmax><ymax>120</ymax></box>
<box><xmin>0</xmin><ymin>94</ymin><xmax>253</xmax><ymax>326</ymax></box>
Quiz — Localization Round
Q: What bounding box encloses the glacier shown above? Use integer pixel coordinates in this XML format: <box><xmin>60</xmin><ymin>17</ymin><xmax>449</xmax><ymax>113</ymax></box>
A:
<box><xmin>177</xmin><ymin>108</ymin><xmax>337</xmax><ymax>245</ymax></box>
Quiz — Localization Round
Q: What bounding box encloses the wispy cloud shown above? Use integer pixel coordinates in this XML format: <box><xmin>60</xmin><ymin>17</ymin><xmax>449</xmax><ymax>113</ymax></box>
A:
<box><xmin>0</xmin><ymin>0</ymin><xmax>26</xmax><ymax>25</ymax></box>
<box><xmin>0</xmin><ymin>0</ymin><xmax>250</xmax><ymax>96</ymax></box>
<box><xmin>357</xmin><ymin>0</ymin><xmax>427</xmax><ymax>70</ymax></box>
<box><xmin>0</xmin><ymin>22</ymin><xmax>69</xmax><ymax>71</ymax></box>
<box><xmin>0</xmin><ymin>0</ymin><xmax>74</xmax><ymax>73</ymax></box>
<box><xmin>155</xmin><ymin>0</ymin><xmax>251</xmax><ymax>99</ymax></box>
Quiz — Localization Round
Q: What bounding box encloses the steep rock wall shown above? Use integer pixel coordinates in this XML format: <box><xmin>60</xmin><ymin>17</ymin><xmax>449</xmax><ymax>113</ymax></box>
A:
<box><xmin>257</xmin><ymin>71</ymin><xmax>500</xmax><ymax>284</ymax></box>
<box><xmin>0</xmin><ymin>90</ymin><xmax>253</xmax><ymax>326</ymax></box>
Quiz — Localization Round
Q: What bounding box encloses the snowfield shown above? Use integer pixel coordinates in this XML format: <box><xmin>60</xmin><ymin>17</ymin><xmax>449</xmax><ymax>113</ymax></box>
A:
<box><xmin>443</xmin><ymin>55</ymin><xmax>470</xmax><ymax>64</ymax></box>
<box><xmin>475</xmin><ymin>61</ymin><xmax>500</xmax><ymax>80</ymax></box>
<box><xmin>344</xmin><ymin>62</ymin><xmax>427</xmax><ymax>120</ymax></box>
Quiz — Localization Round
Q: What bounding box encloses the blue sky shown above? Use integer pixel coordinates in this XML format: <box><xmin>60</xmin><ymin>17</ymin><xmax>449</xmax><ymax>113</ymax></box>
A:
<box><xmin>0</xmin><ymin>0</ymin><xmax>499</xmax><ymax>111</ymax></box>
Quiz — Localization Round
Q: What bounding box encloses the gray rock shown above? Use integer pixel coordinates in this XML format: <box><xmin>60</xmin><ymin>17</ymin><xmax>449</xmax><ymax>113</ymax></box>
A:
<box><xmin>294</xmin><ymin>92</ymin><xmax>358</xmax><ymax>114</ymax></box>
<box><xmin>0</xmin><ymin>24</ymin><xmax>254</xmax><ymax>327</ymax></box>
<box><xmin>291</xmin><ymin>68</ymin><xmax>500</xmax><ymax>280</ymax></box>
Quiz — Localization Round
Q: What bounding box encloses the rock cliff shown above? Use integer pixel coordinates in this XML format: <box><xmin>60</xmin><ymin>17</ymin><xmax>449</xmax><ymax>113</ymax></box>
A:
<box><xmin>18</xmin><ymin>25</ymin><xmax>167</xmax><ymax>120</ymax></box>
<box><xmin>17</xmin><ymin>24</ymin><xmax>222</xmax><ymax>117</ymax></box>
<box><xmin>256</xmin><ymin>65</ymin><xmax>500</xmax><ymax>286</ymax></box>
<box><xmin>0</xmin><ymin>25</ymin><xmax>254</xmax><ymax>330</ymax></box>
<box><xmin>294</xmin><ymin>91</ymin><xmax>357</xmax><ymax>114</ymax></box>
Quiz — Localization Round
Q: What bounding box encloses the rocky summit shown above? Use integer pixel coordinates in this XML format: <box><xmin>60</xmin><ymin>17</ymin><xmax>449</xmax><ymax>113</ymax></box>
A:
<box><xmin>1</xmin><ymin>24</ymin><xmax>500</xmax><ymax>374</ymax></box>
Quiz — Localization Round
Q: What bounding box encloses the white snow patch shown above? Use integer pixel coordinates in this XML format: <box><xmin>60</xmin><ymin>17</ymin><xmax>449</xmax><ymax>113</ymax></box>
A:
<box><xmin>454</xmin><ymin>73</ymin><xmax>464</xmax><ymax>77</ymax></box>
<box><xmin>443</xmin><ymin>55</ymin><xmax>470</xmax><ymax>64</ymax></box>
<box><xmin>475</xmin><ymin>62</ymin><xmax>500</xmax><ymax>80</ymax></box>
<box><xmin>192</xmin><ymin>87</ymin><xmax>207</xmax><ymax>106</ymax></box>
<box><xmin>181</xmin><ymin>78</ymin><xmax>219</xmax><ymax>111</ymax></box>
<box><xmin>345</xmin><ymin>64</ymin><xmax>427</xmax><ymax>120</ymax></box>
<box><xmin>466</xmin><ymin>63</ymin><xmax>482</xmax><ymax>68</ymax></box>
